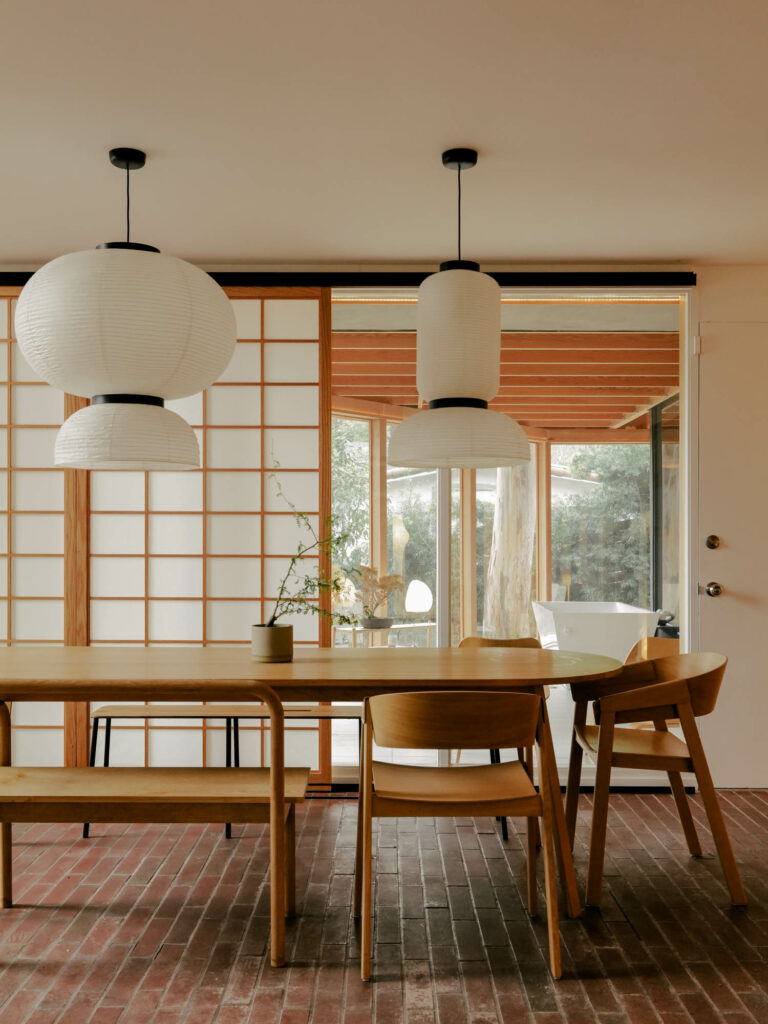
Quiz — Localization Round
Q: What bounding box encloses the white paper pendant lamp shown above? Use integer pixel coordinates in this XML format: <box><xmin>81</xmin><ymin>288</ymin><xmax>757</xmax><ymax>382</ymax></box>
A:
<box><xmin>417</xmin><ymin>267</ymin><xmax>500</xmax><ymax>402</ymax></box>
<box><xmin>388</xmin><ymin>405</ymin><xmax>530</xmax><ymax>469</ymax></box>
<box><xmin>55</xmin><ymin>402</ymin><xmax>200</xmax><ymax>471</ymax></box>
<box><xmin>388</xmin><ymin>148</ymin><xmax>529</xmax><ymax>470</ymax></box>
<box><xmin>14</xmin><ymin>148</ymin><xmax>237</xmax><ymax>471</ymax></box>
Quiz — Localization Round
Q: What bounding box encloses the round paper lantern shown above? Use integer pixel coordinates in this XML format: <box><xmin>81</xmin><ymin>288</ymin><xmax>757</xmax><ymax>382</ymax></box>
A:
<box><xmin>55</xmin><ymin>402</ymin><xmax>200</xmax><ymax>471</ymax></box>
<box><xmin>417</xmin><ymin>268</ymin><xmax>500</xmax><ymax>402</ymax></box>
<box><xmin>16</xmin><ymin>248</ymin><xmax>236</xmax><ymax>399</ymax></box>
<box><xmin>388</xmin><ymin>406</ymin><xmax>530</xmax><ymax>469</ymax></box>
<box><xmin>15</xmin><ymin>247</ymin><xmax>236</xmax><ymax>470</ymax></box>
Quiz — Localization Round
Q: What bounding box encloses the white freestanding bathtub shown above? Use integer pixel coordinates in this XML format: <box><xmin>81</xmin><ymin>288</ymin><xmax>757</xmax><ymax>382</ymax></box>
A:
<box><xmin>532</xmin><ymin>601</ymin><xmax>659</xmax><ymax>662</ymax></box>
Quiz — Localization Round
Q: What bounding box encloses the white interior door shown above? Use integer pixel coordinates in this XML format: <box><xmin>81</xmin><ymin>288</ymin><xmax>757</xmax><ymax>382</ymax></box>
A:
<box><xmin>698</xmin><ymin>323</ymin><xmax>768</xmax><ymax>786</ymax></box>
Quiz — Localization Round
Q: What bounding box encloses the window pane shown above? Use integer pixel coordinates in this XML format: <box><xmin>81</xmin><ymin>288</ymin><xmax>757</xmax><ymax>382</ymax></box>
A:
<box><xmin>658</xmin><ymin>399</ymin><xmax>680</xmax><ymax>620</ymax></box>
<box><xmin>550</xmin><ymin>444</ymin><xmax>651</xmax><ymax>606</ymax></box>
<box><xmin>386</xmin><ymin>425</ymin><xmax>436</xmax><ymax>650</ymax></box>
<box><xmin>331</xmin><ymin>417</ymin><xmax>370</xmax><ymax>571</ymax></box>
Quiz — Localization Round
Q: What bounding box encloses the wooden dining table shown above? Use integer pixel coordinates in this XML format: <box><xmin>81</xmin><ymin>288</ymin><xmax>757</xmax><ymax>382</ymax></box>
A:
<box><xmin>0</xmin><ymin>644</ymin><xmax>622</xmax><ymax>966</ymax></box>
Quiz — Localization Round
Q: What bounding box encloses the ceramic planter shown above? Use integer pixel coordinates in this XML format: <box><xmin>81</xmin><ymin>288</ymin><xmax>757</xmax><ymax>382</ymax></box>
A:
<box><xmin>360</xmin><ymin>616</ymin><xmax>393</xmax><ymax>630</ymax></box>
<box><xmin>251</xmin><ymin>623</ymin><xmax>293</xmax><ymax>662</ymax></box>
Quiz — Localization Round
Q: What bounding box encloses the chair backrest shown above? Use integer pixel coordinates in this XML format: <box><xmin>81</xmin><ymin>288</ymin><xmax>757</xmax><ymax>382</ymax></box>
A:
<box><xmin>624</xmin><ymin>636</ymin><xmax>679</xmax><ymax>663</ymax></box>
<box><xmin>648</xmin><ymin>652</ymin><xmax>727</xmax><ymax>717</ymax></box>
<box><xmin>459</xmin><ymin>636</ymin><xmax>541</xmax><ymax>649</ymax></box>
<box><xmin>368</xmin><ymin>690</ymin><xmax>541</xmax><ymax>751</ymax></box>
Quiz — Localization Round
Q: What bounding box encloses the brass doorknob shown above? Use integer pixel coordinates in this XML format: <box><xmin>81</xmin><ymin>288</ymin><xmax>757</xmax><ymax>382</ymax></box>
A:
<box><xmin>705</xmin><ymin>582</ymin><xmax>723</xmax><ymax>597</ymax></box>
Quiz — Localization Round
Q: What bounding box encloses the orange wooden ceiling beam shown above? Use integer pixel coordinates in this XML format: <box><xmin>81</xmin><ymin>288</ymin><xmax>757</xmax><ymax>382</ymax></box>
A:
<box><xmin>332</xmin><ymin>331</ymin><xmax>678</xmax><ymax>350</ymax></box>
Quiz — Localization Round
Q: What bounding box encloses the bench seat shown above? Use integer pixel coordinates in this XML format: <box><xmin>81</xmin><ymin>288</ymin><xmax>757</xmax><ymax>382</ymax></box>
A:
<box><xmin>0</xmin><ymin>766</ymin><xmax>309</xmax><ymax>913</ymax></box>
<box><xmin>0</xmin><ymin>766</ymin><xmax>309</xmax><ymax>822</ymax></box>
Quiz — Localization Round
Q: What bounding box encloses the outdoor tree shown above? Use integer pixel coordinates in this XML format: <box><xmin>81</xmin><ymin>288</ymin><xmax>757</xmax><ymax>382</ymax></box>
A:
<box><xmin>331</xmin><ymin>418</ymin><xmax>370</xmax><ymax>571</ymax></box>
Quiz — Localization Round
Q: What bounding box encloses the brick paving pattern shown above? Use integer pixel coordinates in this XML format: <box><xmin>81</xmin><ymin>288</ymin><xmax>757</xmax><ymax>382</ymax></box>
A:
<box><xmin>0</xmin><ymin>791</ymin><xmax>766</xmax><ymax>1022</ymax></box>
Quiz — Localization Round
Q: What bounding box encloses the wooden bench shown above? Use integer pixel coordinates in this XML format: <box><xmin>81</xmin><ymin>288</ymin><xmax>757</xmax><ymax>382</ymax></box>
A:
<box><xmin>0</xmin><ymin>765</ymin><xmax>310</xmax><ymax>913</ymax></box>
<box><xmin>85</xmin><ymin>703</ymin><xmax>364</xmax><ymax>838</ymax></box>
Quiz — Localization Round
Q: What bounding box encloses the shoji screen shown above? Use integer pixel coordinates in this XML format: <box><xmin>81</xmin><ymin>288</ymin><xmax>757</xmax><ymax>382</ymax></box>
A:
<box><xmin>2</xmin><ymin>292</ymin><xmax>66</xmax><ymax>765</ymax></box>
<box><xmin>88</xmin><ymin>289</ymin><xmax>329</xmax><ymax>776</ymax></box>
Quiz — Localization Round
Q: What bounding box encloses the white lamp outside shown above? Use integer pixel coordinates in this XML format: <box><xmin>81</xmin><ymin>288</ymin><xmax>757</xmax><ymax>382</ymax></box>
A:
<box><xmin>405</xmin><ymin>579</ymin><xmax>433</xmax><ymax>615</ymax></box>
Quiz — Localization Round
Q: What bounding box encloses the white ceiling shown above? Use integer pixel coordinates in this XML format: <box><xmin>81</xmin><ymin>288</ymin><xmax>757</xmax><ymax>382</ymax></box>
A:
<box><xmin>3</xmin><ymin>0</ymin><xmax>768</xmax><ymax>268</ymax></box>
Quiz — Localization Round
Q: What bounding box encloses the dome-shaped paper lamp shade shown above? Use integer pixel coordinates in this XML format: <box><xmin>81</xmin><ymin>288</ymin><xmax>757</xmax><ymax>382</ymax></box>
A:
<box><xmin>15</xmin><ymin>248</ymin><xmax>236</xmax><ymax>399</ymax></box>
<box><xmin>388</xmin><ymin>407</ymin><xmax>530</xmax><ymax>469</ymax></box>
<box><xmin>55</xmin><ymin>403</ymin><xmax>199</xmax><ymax>471</ymax></box>
<box><xmin>417</xmin><ymin>269</ymin><xmax>500</xmax><ymax>402</ymax></box>
<box><xmin>405</xmin><ymin>579</ymin><xmax>433</xmax><ymax>614</ymax></box>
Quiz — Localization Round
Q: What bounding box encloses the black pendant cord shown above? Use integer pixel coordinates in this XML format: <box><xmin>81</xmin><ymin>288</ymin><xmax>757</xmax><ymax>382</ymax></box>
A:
<box><xmin>457</xmin><ymin>165</ymin><xmax>462</xmax><ymax>261</ymax></box>
<box><xmin>126</xmin><ymin>165</ymin><xmax>131</xmax><ymax>244</ymax></box>
<box><xmin>102</xmin><ymin>148</ymin><xmax>159</xmax><ymax>253</ymax></box>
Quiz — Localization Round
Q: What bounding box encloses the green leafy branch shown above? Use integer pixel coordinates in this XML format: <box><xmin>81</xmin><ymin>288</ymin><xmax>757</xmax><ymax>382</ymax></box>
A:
<box><xmin>266</xmin><ymin>472</ymin><xmax>359</xmax><ymax>628</ymax></box>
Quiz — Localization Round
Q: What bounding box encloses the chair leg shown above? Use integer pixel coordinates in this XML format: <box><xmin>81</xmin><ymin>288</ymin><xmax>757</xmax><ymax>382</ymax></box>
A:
<box><xmin>520</xmin><ymin>745</ymin><xmax>541</xmax><ymax>847</ymax></box>
<box><xmin>353</xmin><ymin>791</ymin><xmax>363</xmax><ymax>917</ymax></box>
<box><xmin>539</xmin><ymin>699</ymin><xmax>581</xmax><ymax>919</ymax></box>
<box><xmin>585</xmin><ymin>711</ymin><xmax>615</xmax><ymax>907</ymax></box>
<box><xmin>668</xmin><ymin>770</ymin><xmax>702</xmax><ymax>856</ymax></box>
<box><xmin>360</xmin><ymin>714</ymin><xmax>373</xmax><ymax>981</ymax></box>
<box><xmin>353</xmin><ymin>720</ymin><xmax>364</xmax><ymax>918</ymax></box>
<box><xmin>0</xmin><ymin>702</ymin><xmax>11</xmax><ymax>908</ymax></box>
<box><xmin>285</xmin><ymin>803</ymin><xmax>296</xmax><ymax>917</ymax></box>
<box><xmin>679</xmin><ymin>705</ymin><xmax>747</xmax><ymax>905</ymax></box>
<box><xmin>537</xmin><ymin>742</ymin><xmax>562</xmax><ymax>980</ymax></box>
<box><xmin>652</xmin><ymin>717</ymin><xmax>701</xmax><ymax>856</ymax></box>
<box><xmin>565</xmin><ymin>702</ymin><xmax>587</xmax><ymax>850</ymax></box>
<box><xmin>490</xmin><ymin>749</ymin><xmax>509</xmax><ymax>841</ymax></box>
<box><xmin>526</xmin><ymin>814</ymin><xmax>538</xmax><ymax>916</ymax></box>
<box><xmin>360</xmin><ymin>792</ymin><xmax>373</xmax><ymax>979</ymax></box>
<box><xmin>82</xmin><ymin>716</ymin><xmax>100</xmax><ymax>839</ymax></box>
<box><xmin>225</xmin><ymin>718</ymin><xmax>232</xmax><ymax>840</ymax></box>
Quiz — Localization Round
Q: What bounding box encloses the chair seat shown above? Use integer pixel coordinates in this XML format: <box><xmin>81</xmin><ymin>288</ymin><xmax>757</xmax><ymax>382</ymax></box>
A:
<box><xmin>373</xmin><ymin>759</ymin><xmax>536</xmax><ymax>804</ymax></box>
<box><xmin>580</xmin><ymin>724</ymin><xmax>691</xmax><ymax>769</ymax></box>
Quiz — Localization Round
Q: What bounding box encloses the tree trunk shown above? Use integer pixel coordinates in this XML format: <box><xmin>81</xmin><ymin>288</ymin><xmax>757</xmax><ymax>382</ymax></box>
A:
<box><xmin>483</xmin><ymin>462</ymin><xmax>536</xmax><ymax>637</ymax></box>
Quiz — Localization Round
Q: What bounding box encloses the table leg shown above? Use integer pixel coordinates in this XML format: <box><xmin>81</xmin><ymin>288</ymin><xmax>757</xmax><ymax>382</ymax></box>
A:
<box><xmin>83</xmin><ymin>715</ymin><xmax>99</xmax><ymax>839</ymax></box>
<box><xmin>225</xmin><ymin>718</ymin><xmax>232</xmax><ymax>840</ymax></box>
<box><xmin>254</xmin><ymin>683</ymin><xmax>286</xmax><ymax>967</ymax></box>
<box><xmin>539</xmin><ymin>695</ymin><xmax>581</xmax><ymax>919</ymax></box>
<box><xmin>0</xmin><ymin>701</ymin><xmax>11</xmax><ymax>907</ymax></box>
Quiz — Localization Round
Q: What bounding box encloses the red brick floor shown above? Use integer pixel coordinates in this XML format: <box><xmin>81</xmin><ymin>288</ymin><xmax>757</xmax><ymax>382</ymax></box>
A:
<box><xmin>0</xmin><ymin>791</ymin><xmax>766</xmax><ymax>1022</ymax></box>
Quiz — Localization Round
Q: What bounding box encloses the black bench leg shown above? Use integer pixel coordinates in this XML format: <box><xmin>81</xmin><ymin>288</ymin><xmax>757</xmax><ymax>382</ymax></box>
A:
<box><xmin>489</xmin><ymin>749</ymin><xmax>509</xmax><ymax>841</ymax></box>
<box><xmin>225</xmin><ymin>718</ymin><xmax>232</xmax><ymax>839</ymax></box>
<box><xmin>82</xmin><ymin>717</ymin><xmax>100</xmax><ymax>839</ymax></box>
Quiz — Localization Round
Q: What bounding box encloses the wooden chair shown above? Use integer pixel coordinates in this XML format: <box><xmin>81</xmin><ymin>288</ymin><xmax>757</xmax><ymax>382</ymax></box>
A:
<box><xmin>564</xmin><ymin>652</ymin><xmax>747</xmax><ymax>908</ymax></box>
<box><xmin>458</xmin><ymin>636</ymin><xmax>542</xmax><ymax>841</ymax></box>
<box><xmin>624</xmin><ymin>636</ymin><xmax>679</xmax><ymax>663</ymax></box>
<box><xmin>355</xmin><ymin>690</ymin><xmax>561</xmax><ymax>980</ymax></box>
<box><xmin>623</xmin><ymin>636</ymin><xmax>681</xmax><ymax>731</ymax></box>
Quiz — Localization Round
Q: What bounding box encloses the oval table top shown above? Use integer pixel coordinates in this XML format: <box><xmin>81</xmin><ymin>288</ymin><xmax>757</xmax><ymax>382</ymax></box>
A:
<box><xmin>0</xmin><ymin>645</ymin><xmax>622</xmax><ymax>702</ymax></box>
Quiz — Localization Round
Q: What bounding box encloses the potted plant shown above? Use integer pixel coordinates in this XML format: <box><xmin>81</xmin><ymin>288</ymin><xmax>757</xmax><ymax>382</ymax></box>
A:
<box><xmin>252</xmin><ymin>482</ymin><xmax>357</xmax><ymax>662</ymax></box>
<box><xmin>355</xmin><ymin>566</ymin><xmax>405</xmax><ymax>629</ymax></box>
